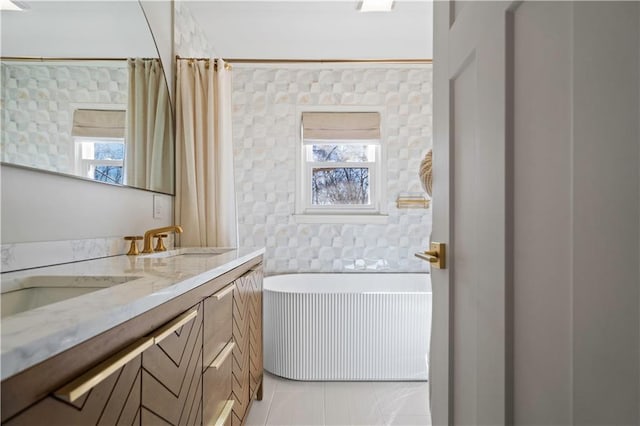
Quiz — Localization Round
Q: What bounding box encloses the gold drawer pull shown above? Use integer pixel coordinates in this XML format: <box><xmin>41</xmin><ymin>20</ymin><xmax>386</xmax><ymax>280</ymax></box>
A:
<box><xmin>55</xmin><ymin>337</ymin><xmax>153</xmax><ymax>403</ymax></box>
<box><xmin>151</xmin><ymin>309</ymin><xmax>198</xmax><ymax>344</ymax></box>
<box><xmin>213</xmin><ymin>283</ymin><xmax>235</xmax><ymax>300</ymax></box>
<box><xmin>209</xmin><ymin>341</ymin><xmax>235</xmax><ymax>370</ymax></box>
<box><xmin>211</xmin><ymin>399</ymin><xmax>235</xmax><ymax>426</ymax></box>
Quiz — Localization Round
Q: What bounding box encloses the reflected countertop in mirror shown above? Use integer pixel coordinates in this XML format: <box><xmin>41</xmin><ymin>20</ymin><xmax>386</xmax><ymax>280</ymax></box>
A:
<box><xmin>0</xmin><ymin>1</ymin><xmax>175</xmax><ymax>195</ymax></box>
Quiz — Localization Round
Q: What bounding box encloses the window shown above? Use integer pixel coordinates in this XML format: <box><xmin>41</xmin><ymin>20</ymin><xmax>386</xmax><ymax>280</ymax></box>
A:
<box><xmin>74</xmin><ymin>138</ymin><xmax>125</xmax><ymax>184</ymax></box>
<box><xmin>71</xmin><ymin>109</ymin><xmax>126</xmax><ymax>185</ymax></box>
<box><xmin>297</xmin><ymin>111</ymin><xmax>386</xmax><ymax>220</ymax></box>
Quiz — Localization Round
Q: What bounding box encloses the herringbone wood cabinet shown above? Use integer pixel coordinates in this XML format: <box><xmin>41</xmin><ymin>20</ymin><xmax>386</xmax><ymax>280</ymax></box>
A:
<box><xmin>141</xmin><ymin>304</ymin><xmax>203</xmax><ymax>425</ymax></box>
<box><xmin>232</xmin><ymin>267</ymin><xmax>264</xmax><ymax>426</ymax></box>
<box><xmin>2</xmin><ymin>258</ymin><xmax>263</xmax><ymax>426</ymax></box>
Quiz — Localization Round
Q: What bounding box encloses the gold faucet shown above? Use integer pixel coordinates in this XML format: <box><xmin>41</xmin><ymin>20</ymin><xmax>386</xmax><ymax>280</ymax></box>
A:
<box><xmin>142</xmin><ymin>225</ymin><xmax>183</xmax><ymax>253</ymax></box>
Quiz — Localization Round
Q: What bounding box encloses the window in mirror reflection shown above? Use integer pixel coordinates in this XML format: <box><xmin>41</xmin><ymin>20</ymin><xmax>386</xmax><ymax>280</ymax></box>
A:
<box><xmin>71</xmin><ymin>108</ymin><xmax>125</xmax><ymax>185</ymax></box>
<box><xmin>74</xmin><ymin>138</ymin><xmax>124</xmax><ymax>185</ymax></box>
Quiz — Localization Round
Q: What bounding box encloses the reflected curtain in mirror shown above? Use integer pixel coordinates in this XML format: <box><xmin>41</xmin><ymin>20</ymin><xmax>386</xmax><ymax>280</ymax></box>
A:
<box><xmin>175</xmin><ymin>58</ymin><xmax>238</xmax><ymax>247</ymax></box>
<box><xmin>126</xmin><ymin>58</ymin><xmax>173</xmax><ymax>193</ymax></box>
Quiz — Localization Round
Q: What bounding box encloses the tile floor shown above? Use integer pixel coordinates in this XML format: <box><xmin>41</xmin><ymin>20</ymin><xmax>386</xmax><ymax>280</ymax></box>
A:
<box><xmin>245</xmin><ymin>372</ymin><xmax>432</xmax><ymax>426</ymax></box>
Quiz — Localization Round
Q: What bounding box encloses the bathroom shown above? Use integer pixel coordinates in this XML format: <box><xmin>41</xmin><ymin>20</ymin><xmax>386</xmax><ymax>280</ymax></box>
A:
<box><xmin>1</xmin><ymin>1</ymin><xmax>433</xmax><ymax>425</ymax></box>
<box><xmin>2</xmin><ymin>1</ymin><xmax>640</xmax><ymax>426</ymax></box>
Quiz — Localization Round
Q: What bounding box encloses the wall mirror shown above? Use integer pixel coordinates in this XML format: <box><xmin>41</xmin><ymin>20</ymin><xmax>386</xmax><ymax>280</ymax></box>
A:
<box><xmin>0</xmin><ymin>1</ymin><xmax>175</xmax><ymax>195</ymax></box>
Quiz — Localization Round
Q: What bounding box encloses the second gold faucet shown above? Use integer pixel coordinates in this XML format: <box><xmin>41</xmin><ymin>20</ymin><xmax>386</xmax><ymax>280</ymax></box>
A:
<box><xmin>142</xmin><ymin>225</ymin><xmax>183</xmax><ymax>254</ymax></box>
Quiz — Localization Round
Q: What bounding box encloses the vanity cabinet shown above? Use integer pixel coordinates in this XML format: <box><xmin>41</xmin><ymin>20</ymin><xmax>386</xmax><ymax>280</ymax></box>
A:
<box><xmin>231</xmin><ymin>266</ymin><xmax>264</xmax><ymax>426</ymax></box>
<box><xmin>1</xmin><ymin>256</ymin><xmax>263</xmax><ymax>426</ymax></box>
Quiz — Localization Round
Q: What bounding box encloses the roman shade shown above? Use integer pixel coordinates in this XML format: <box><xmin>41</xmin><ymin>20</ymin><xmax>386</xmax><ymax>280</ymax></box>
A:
<box><xmin>302</xmin><ymin>112</ymin><xmax>380</xmax><ymax>141</ymax></box>
<box><xmin>72</xmin><ymin>109</ymin><xmax>125</xmax><ymax>138</ymax></box>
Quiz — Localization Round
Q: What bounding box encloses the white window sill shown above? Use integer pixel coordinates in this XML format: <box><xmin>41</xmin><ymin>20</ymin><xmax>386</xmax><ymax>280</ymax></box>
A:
<box><xmin>293</xmin><ymin>214</ymin><xmax>389</xmax><ymax>224</ymax></box>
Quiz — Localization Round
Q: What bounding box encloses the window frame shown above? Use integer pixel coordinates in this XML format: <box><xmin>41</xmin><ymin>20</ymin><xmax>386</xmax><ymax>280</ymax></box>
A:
<box><xmin>295</xmin><ymin>107</ymin><xmax>388</xmax><ymax>223</ymax></box>
<box><xmin>69</xmin><ymin>103</ymin><xmax>127</xmax><ymax>185</ymax></box>
<box><xmin>73</xmin><ymin>136</ymin><xmax>125</xmax><ymax>185</ymax></box>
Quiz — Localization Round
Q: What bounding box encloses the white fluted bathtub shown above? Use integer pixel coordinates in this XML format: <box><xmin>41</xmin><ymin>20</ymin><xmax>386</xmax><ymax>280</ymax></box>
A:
<box><xmin>264</xmin><ymin>273</ymin><xmax>431</xmax><ymax>381</ymax></box>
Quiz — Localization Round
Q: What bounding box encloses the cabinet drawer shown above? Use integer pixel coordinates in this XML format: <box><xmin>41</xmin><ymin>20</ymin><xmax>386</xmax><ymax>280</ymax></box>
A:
<box><xmin>142</xmin><ymin>305</ymin><xmax>203</xmax><ymax>426</ymax></box>
<box><xmin>203</xmin><ymin>340</ymin><xmax>234</xmax><ymax>426</ymax></box>
<box><xmin>203</xmin><ymin>283</ymin><xmax>234</xmax><ymax>367</ymax></box>
<box><xmin>6</xmin><ymin>341</ymin><xmax>147</xmax><ymax>425</ymax></box>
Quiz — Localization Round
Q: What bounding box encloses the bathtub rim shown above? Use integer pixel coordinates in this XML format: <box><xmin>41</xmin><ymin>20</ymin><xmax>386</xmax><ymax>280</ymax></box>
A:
<box><xmin>263</xmin><ymin>272</ymin><xmax>431</xmax><ymax>294</ymax></box>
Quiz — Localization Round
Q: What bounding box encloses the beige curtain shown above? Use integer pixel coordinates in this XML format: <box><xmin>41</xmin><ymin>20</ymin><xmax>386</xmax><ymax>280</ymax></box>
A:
<box><xmin>175</xmin><ymin>58</ymin><xmax>238</xmax><ymax>247</ymax></box>
<box><xmin>126</xmin><ymin>58</ymin><xmax>173</xmax><ymax>193</ymax></box>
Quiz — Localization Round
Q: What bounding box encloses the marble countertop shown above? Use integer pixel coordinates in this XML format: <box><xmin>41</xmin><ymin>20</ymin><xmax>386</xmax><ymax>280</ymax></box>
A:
<box><xmin>0</xmin><ymin>247</ymin><xmax>265</xmax><ymax>381</ymax></box>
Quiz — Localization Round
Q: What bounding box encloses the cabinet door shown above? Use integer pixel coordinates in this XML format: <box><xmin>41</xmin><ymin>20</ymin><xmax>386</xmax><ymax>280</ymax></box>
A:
<box><xmin>248</xmin><ymin>267</ymin><xmax>264</xmax><ymax>399</ymax></box>
<box><xmin>203</xmin><ymin>341</ymin><xmax>234</xmax><ymax>425</ymax></box>
<box><xmin>141</xmin><ymin>304</ymin><xmax>203</xmax><ymax>426</ymax></box>
<box><xmin>231</xmin><ymin>266</ymin><xmax>264</xmax><ymax>426</ymax></box>
<box><xmin>231</xmin><ymin>272</ymin><xmax>251</xmax><ymax>426</ymax></box>
<box><xmin>6</xmin><ymin>339</ymin><xmax>150</xmax><ymax>426</ymax></box>
<box><xmin>203</xmin><ymin>282</ymin><xmax>234</xmax><ymax>369</ymax></box>
<box><xmin>203</xmin><ymin>282</ymin><xmax>235</xmax><ymax>425</ymax></box>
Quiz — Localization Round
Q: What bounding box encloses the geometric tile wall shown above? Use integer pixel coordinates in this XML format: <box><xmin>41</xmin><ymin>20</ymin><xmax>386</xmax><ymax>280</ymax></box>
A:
<box><xmin>232</xmin><ymin>65</ymin><xmax>433</xmax><ymax>275</ymax></box>
<box><xmin>174</xmin><ymin>1</ymin><xmax>217</xmax><ymax>58</ymax></box>
<box><xmin>0</xmin><ymin>62</ymin><xmax>127</xmax><ymax>174</ymax></box>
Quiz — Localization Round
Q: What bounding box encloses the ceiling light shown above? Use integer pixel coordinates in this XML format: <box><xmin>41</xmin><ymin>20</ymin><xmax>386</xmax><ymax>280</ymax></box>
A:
<box><xmin>358</xmin><ymin>0</ymin><xmax>394</xmax><ymax>12</ymax></box>
<box><xmin>0</xmin><ymin>0</ymin><xmax>28</xmax><ymax>11</ymax></box>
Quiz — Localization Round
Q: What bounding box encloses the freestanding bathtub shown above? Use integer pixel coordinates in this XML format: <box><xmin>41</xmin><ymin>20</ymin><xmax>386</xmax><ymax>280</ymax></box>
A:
<box><xmin>264</xmin><ymin>273</ymin><xmax>431</xmax><ymax>381</ymax></box>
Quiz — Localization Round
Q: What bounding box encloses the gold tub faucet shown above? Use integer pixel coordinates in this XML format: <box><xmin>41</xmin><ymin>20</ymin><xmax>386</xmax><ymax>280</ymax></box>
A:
<box><xmin>142</xmin><ymin>225</ymin><xmax>183</xmax><ymax>253</ymax></box>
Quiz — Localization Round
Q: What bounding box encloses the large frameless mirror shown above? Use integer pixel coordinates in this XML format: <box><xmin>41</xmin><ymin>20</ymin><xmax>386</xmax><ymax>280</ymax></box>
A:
<box><xmin>0</xmin><ymin>1</ymin><xmax>175</xmax><ymax>195</ymax></box>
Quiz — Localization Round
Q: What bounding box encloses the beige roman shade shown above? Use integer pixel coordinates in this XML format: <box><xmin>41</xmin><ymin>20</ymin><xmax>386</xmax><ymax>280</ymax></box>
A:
<box><xmin>302</xmin><ymin>112</ymin><xmax>381</xmax><ymax>141</ymax></box>
<box><xmin>72</xmin><ymin>109</ymin><xmax>126</xmax><ymax>138</ymax></box>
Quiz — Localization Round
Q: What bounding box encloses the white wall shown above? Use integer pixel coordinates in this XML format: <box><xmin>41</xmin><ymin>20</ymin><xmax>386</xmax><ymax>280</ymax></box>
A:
<box><xmin>1</xmin><ymin>165</ymin><xmax>172</xmax><ymax>244</ymax></box>
<box><xmin>513</xmin><ymin>2</ymin><xmax>639</xmax><ymax>424</ymax></box>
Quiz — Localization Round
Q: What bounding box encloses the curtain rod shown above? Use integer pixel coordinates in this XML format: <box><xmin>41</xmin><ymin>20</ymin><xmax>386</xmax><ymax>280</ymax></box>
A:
<box><xmin>221</xmin><ymin>58</ymin><xmax>433</xmax><ymax>64</ymax></box>
<box><xmin>0</xmin><ymin>56</ymin><xmax>157</xmax><ymax>62</ymax></box>
<box><xmin>175</xmin><ymin>56</ymin><xmax>232</xmax><ymax>70</ymax></box>
<box><xmin>175</xmin><ymin>55</ymin><xmax>213</xmax><ymax>61</ymax></box>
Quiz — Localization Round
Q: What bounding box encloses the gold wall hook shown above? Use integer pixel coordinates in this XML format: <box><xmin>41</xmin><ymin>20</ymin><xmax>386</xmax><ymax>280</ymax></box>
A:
<box><xmin>415</xmin><ymin>242</ymin><xmax>446</xmax><ymax>269</ymax></box>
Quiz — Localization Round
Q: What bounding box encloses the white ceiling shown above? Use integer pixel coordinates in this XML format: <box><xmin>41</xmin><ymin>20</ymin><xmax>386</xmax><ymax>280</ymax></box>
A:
<box><xmin>1</xmin><ymin>1</ymin><xmax>157</xmax><ymax>58</ymax></box>
<box><xmin>185</xmin><ymin>1</ymin><xmax>433</xmax><ymax>60</ymax></box>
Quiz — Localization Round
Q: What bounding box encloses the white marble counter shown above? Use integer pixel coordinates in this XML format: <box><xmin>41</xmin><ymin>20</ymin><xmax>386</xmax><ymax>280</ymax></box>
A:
<box><xmin>0</xmin><ymin>247</ymin><xmax>265</xmax><ymax>381</ymax></box>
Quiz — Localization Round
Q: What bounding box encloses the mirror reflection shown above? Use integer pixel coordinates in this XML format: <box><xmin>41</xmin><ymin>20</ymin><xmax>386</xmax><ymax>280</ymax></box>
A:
<box><xmin>0</xmin><ymin>1</ymin><xmax>175</xmax><ymax>194</ymax></box>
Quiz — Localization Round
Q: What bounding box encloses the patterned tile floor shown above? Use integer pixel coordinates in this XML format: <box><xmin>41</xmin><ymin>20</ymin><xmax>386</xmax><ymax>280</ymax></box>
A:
<box><xmin>245</xmin><ymin>372</ymin><xmax>431</xmax><ymax>426</ymax></box>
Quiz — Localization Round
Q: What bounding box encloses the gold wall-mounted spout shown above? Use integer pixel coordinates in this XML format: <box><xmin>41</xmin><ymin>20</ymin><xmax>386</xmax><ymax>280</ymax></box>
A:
<box><xmin>142</xmin><ymin>225</ymin><xmax>183</xmax><ymax>254</ymax></box>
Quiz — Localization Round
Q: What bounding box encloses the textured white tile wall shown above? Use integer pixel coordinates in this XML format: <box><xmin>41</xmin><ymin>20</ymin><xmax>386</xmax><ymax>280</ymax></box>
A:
<box><xmin>0</xmin><ymin>62</ymin><xmax>127</xmax><ymax>174</ymax></box>
<box><xmin>174</xmin><ymin>1</ymin><xmax>217</xmax><ymax>57</ymax></box>
<box><xmin>232</xmin><ymin>65</ymin><xmax>433</xmax><ymax>274</ymax></box>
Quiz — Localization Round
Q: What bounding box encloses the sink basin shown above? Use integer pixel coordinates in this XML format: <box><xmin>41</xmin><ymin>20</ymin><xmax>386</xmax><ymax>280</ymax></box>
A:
<box><xmin>137</xmin><ymin>247</ymin><xmax>234</xmax><ymax>259</ymax></box>
<box><xmin>1</xmin><ymin>275</ymin><xmax>141</xmax><ymax>318</ymax></box>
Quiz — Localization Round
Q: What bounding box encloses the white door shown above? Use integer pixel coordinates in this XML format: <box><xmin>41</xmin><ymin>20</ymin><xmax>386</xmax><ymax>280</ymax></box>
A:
<box><xmin>429</xmin><ymin>1</ymin><xmax>517</xmax><ymax>424</ymax></box>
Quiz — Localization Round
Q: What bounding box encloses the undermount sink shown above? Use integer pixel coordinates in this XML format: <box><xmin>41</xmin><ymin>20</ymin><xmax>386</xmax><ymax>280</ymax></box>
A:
<box><xmin>1</xmin><ymin>275</ymin><xmax>141</xmax><ymax>318</ymax></box>
<box><xmin>136</xmin><ymin>247</ymin><xmax>234</xmax><ymax>259</ymax></box>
